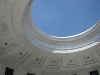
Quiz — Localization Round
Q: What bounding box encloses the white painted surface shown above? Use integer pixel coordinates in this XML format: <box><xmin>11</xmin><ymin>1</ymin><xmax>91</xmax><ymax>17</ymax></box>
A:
<box><xmin>0</xmin><ymin>63</ymin><xmax>5</xmax><ymax>75</ymax></box>
<box><xmin>14</xmin><ymin>66</ymin><xmax>27</xmax><ymax>75</ymax></box>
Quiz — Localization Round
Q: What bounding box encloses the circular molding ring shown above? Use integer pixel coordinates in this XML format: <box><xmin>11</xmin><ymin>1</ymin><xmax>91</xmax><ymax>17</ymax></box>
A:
<box><xmin>13</xmin><ymin>0</ymin><xmax>100</xmax><ymax>53</ymax></box>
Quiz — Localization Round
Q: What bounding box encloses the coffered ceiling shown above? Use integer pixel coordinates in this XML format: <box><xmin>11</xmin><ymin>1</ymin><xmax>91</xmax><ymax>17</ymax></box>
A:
<box><xmin>0</xmin><ymin>0</ymin><xmax>100</xmax><ymax>74</ymax></box>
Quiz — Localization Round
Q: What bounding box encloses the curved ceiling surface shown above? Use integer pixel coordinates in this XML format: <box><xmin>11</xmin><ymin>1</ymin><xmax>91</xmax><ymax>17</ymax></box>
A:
<box><xmin>0</xmin><ymin>0</ymin><xmax>100</xmax><ymax>74</ymax></box>
<box><xmin>31</xmin><ymin>0</ymin><xmax>100</xmax><ymax>37</ymax></box>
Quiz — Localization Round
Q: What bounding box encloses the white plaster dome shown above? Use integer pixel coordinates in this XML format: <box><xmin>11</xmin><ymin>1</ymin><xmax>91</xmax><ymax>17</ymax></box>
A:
<box><xmin>0</xmin><ymin>0</ymin><xmax>100</xmax><ymax>75</ymax></box>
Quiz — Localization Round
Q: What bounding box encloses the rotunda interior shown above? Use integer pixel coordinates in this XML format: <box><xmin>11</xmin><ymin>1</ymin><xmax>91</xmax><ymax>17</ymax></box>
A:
<box><xmin>0</xmin><ymin>0</ymin><xmax>100</xmax><ymax>75</ymax></box>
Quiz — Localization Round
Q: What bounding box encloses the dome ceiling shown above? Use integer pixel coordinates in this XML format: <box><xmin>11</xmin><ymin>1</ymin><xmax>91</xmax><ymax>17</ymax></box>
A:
<box><xmin>0</xmin><ymin>0</ymin><xmax>100</xmax><ymax>75</ymax></box>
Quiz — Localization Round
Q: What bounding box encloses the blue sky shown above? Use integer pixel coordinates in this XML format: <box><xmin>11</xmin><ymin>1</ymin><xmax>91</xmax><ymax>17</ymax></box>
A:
<box><xmin>31</xmin><ymin>0</ymin><xmax>100</xmax><ymax>37</ymax></box>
